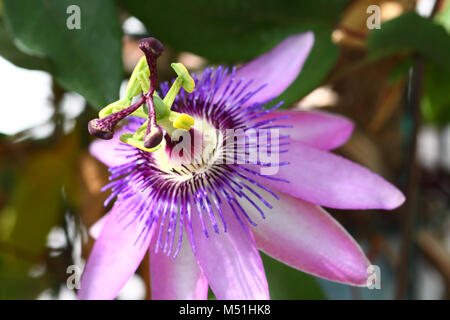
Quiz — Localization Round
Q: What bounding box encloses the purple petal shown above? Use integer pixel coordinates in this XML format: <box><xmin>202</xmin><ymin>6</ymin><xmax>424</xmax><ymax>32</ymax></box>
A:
<box><xmin>218</xmin><ymin>32</ymin><xmax>314</xmax><ymax>108</ymax></box>
<box><xmin>78</xmin><ymin>197</ymin><xmax>153</xmax><ymax>300</ymax></box>
<box><xmin>242</xmin><ymin>140</ymin><xmax>405</xmax><ymax>210</ymax></box>
<box><xmin>253</xmin><ymin>110</ymin><xmax>354</xmax><ymax>150</ymax></box>
<box><xmin>189</xmin><ymin>205</ymin><xmax>269</xmax><ymax>300</ymax></box>
<box><xmin>244</xmin><ymin>190</ymin><xmax>370</xmax><ymax>285</ymax></box>
<box><xmin>149</xmin><ymin>236</ymin><xmax>208</xmax><ymax>300</ymax></box>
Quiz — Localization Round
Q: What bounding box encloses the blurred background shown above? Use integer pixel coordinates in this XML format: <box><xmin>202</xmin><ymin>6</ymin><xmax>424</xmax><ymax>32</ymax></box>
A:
<box><xmin>0</xmin><ymin>0</ymin><xmax>449</xmax><ymax>300</ymax></box>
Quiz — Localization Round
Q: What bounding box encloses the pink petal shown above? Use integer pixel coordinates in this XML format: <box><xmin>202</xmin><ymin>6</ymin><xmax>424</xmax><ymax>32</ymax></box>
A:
<box><xmin>89</xmin><ymin>214</ymin><xmax>108</xmax><ymax>240</ymax></box>
<box><xmin>217</xmin><ymin>32</ymin><xmax>314</xmax><ymax>108</ymax></box>
<box><xmin>244</xmin><ymin>190</ymin><xmax>370</xmax><ymax>285</ymax></box>
<box><xmin>253</xmin><ymin>110</ymin><xmax>354</xmax><ymax>150</ymax></box>
<box><xmin>78</xmin><ymin>197</ymin><xmax>153</xmax><ymax>300</ymax></box>
<box><xmin>149</xmin><ymin>236</ymin><xmax>208</xmax><ymax>300</ymax></box>
<box><xmin>242</xmin><ymin>140</ymin><xmax>405</xmax><ymax>210</ymax></box>
<box><xmin>189</xmin><ymin>205</ymin><xmax>269</xmax><ymax>300</ymax></box>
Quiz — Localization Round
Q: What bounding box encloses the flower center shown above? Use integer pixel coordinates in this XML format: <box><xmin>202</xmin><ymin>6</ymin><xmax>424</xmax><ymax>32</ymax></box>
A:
<box><xmin>151</xmin><ymin>118</ymin><xmax>221</xmax><ymax>181</ymax></box>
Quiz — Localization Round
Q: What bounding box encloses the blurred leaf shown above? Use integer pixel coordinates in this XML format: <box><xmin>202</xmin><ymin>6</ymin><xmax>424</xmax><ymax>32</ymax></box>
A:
<box><xmin>421</xmin><ymin>0</ymin><xmax>450</xmax><ymax>126</ymax></box>
<box><xmin>373</xmin><ymin>11</ymin><xmax>450</xmax><ymax>126</ymax></box>
<box><xmin>388</xmin><ymin>57</ymin><xmax>413</xmax><ymax>85</ymax></box>
<box><xmin>119</xmin><ymin>0</ymin><xmax>348</xmax><ymax>105</ymax></box>
<box><xmin>2</xmin><ymin>0</ymin><xmax>123</xmax><ymax>108</ymax></box>
<box><xmin>435</xmin><ymin>0</ymin><xmax>450</xmax><ymax>33</ymax></box>
<box><xmin>261</xmin><ymin>253</ymin><xmax>325</xmax><ymax>299</ymax></box>
<box><xmin>0</xmin><ymin>16</ymin><xmax>49</xmax><ymax>70</ymax></box>
<box><xmin>368</xmin><ymin>12</ymin><xmax>450</xmax><ymax>71</ymax></box>
<box><xmin>119</xmin><ymin>0</ymin><xmax>347</xmax><ymax>61</ymax></box>
<box><xmin>0</xmin><ymin>252</ymin><xmax>48</xmax><ymax>299</ymax></box>
<box><xmin>422</xmin><ymin>63</ymin><xmax>450</xmax><ymax>126</ymax></box>
<box><xmin>0</xmin><ymin>133</ymin><xmax>80</xmax><ymax>299</ymax></box>
<box><xmin>7</xmin><ymin>133</ymin><xmax>80</xmax><ymax>256</ymax></box>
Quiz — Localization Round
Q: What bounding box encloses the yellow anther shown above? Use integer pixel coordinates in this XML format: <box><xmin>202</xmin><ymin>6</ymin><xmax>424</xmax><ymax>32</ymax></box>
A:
<box><xmin>173</xmin><ymin>113</ymin><xmax>195</xmax><ymax>130</ymax></box>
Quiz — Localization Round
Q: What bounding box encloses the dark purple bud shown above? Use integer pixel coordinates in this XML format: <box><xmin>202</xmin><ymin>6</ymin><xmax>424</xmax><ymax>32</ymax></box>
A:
<box><xmin>139</xmin><ymin>37</ymin><xmax>164</xmax><ymax>57</ymax></box>
<box><xmin>88</xmin><ymin>118</ymin><xmax>114</xmax><ymax>140</ymax></box>
<box><xmin>143</xmin><ymin>126</ymin><xmax>164</xmax><ymax>149</ymax></box>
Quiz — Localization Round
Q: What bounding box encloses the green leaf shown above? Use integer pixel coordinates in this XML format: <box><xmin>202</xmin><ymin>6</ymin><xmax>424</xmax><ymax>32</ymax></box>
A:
<box><xmin>261</xmin><ymin>253</ymin><xmax>325</xmax><ymax>299</ymax></box>
<box><xmin>2</xmin><ymin>0</ymin><xmax>123</xmax><ymax>108</ymax></box>
<box><xmin>422</xmin><ymin>63</ymin><xmax>450</xmax><ymax>126</ymax></box>
<box><xmin>369</xmin><ymin>12</ymin><xmax>450</xmax><ymax>126</ymax></box>
<box><xmin>367</xmin><ymin>12</ymin><xmax>450</xmax><ymax>71</ymax></box>
<box><xmin>120</xmin><ymin>0</ymin><xmax>347</xmax><ymax>62</ymax></box>
<box><xmin>119</xmin><ymin>0</ymin><xmax>348</xmax><ymax>105</ymax></box>
<box><xmin>0</xmin><ymin>16</ymin><xmax>49</xmax><ymax>71</ymax></box>
<box><xmin>418</xmin><ymin>0</ymin><xmax>450</xmax><ymax>126</ymax></box>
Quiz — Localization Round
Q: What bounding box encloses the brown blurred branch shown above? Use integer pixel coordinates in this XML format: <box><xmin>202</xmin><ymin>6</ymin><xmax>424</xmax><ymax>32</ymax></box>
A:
<box><xmin>396</xmin><ymin>0</ymin><xmax>442</xmax><ymax>299</ymax></box>
<box><xmin>416</xmin><ymin>230</ymin><xmax>450</xmax><ymax>299</ymax></box>
<box><xmin>395</xmin><ymin>56</ymin><xmax>424</xmax><ymax>300</ymax></box>
<box><xmin>50</xmin><ymin>80</ymin><xmax>65</xmax><ymax>142</ymax></box>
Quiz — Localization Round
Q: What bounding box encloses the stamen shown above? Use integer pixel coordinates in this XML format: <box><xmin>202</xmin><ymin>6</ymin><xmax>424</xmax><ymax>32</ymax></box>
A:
<box><xmin>130</xmin><ymin>63</ymin><xmax>196</xmax><ymax>145</ymax></box>
<box><xmin>163</xmin><ymin>63</ymin><xmax>196</xmax><ymax>107</ymax></box>
<box><xmin>98</xmin><ymin>57</ymin><xmax>148</xmax><ymax>119</ymax></box>
<box><xmin>173</xmin><ymin>113</ymin><xmax>195</xmax><ymax>130</ymax></box>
